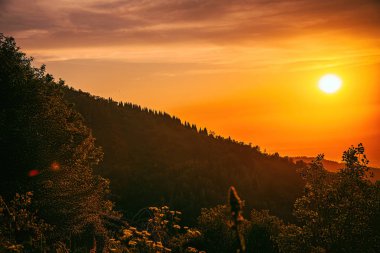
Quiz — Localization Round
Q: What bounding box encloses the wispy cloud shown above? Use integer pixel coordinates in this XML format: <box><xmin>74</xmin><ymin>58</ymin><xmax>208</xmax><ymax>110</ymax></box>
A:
<box><xmin>1</xmin><ymin>0</ymin><xmax>379</xmax><ymax>71</ymax></box>
<box><xmin>2</xmin><ymin>0</ymin><xmax>379</xmax><ymax>45</ymax></box>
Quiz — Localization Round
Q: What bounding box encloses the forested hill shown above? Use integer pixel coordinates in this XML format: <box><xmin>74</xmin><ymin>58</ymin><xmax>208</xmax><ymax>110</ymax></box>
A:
<box><xmin>63</xmin><ymin>88</ymin><xmax>304</xmax><ymax>222</ymax></box>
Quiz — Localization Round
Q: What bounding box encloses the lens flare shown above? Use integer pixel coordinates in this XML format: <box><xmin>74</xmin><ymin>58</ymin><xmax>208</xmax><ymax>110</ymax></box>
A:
<box><xmin>28</xmin><ymin>169</ymin><xmax>40</xmax><ymax>177</ymax></box>
<box><xmin>50</xmin><ymin>161</ymin><xmax>60</xmax><ymax>171</ymax></box>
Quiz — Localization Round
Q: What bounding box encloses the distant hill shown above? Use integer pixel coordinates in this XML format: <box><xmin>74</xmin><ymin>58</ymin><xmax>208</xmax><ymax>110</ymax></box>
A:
<box><xmin>292</xmin><ymin>156</ymin><xmax>380</xmax><ymax>182</ymax></box>
<box><xmin>63</xmin><ymin>88</ymin><xmax>305</xmax><ymax>223</ymax></box>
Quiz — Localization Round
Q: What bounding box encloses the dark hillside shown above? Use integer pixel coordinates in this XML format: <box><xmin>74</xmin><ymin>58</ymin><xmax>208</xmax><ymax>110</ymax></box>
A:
<box><xmin>64</xmin><ymin>88</ymin><xmax>304</xmax><ymax>222</ymax></box>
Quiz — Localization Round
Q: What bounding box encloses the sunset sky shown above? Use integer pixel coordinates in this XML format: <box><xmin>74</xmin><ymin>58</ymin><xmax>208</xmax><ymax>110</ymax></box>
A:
<box><xmin>1</xmin><ymin>0</ymin><xmax>379</xmax><ymax>166</ymax></box>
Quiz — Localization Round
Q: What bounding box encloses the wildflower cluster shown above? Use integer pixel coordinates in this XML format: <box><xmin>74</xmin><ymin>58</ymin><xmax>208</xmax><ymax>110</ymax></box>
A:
<box><xmin>146</xmin><ymin>206</ymin><xmax>182</xmax><ymax>242</ymax></box>
<box><xmin>121</xmin><ymin>225</ymin><xmax>172</xmax><ymax>252</ymax></box>
<box><xmin>108</xmin><ymin>206</ymin><xmax>204</xmax><ymax>252</ymax></box>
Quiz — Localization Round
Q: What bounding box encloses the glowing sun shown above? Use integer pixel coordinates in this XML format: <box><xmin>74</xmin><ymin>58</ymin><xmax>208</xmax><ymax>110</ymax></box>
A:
<box><xmin>318</xmin><ymin>74</ymin><xmax>342</xmax><ymax>94</ymax></box>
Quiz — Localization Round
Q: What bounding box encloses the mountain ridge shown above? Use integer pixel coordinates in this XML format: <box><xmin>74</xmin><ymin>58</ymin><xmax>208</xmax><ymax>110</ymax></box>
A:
<box><xmin>63</xmin><ymin>87</ymin><xmax>305</xmax><ymax>223</ymax></box>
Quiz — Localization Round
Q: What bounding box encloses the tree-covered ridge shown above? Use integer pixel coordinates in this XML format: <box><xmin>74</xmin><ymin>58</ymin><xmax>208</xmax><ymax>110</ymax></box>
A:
<box><xmin>63</xmin><ymin>87</ymin><xmax>304</xmax><ymax>222</ymax></box>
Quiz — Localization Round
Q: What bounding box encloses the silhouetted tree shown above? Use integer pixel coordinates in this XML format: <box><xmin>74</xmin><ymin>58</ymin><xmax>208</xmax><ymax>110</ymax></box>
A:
<box><xmin>291</xmin><ymin>144</ymin><xmax>380</xmax><ymax>252</ymax></box>
<box><xmin>0</xmin><ymin>34</ymin><xmax>114</xmax><ymax>251</ymax></box>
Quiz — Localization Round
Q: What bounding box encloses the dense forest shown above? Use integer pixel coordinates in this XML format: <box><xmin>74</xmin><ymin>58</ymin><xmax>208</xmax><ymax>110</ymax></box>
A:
<box><xmin>1</xmin><ymin>34</ymin><xmax>379</xmax><ymax>252</ymax></box>
<box><xmin>63</xmin><ymin>86</ymin><xmax>304</xmax><ymax>223</ymax></box>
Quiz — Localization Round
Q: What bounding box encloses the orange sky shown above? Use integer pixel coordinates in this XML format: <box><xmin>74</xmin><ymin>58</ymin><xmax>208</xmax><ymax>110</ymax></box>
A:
<box><xmin>1</xmin><ymin>0</ymin><xmax>379</xmax><ymax>166</ymax></box>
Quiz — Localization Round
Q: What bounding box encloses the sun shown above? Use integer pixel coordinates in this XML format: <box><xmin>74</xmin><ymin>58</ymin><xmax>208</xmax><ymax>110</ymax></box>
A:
<box><xmin>318</xmin><ymin>74</ymin><xmax>342</xmax><ymax>94</ymax></box>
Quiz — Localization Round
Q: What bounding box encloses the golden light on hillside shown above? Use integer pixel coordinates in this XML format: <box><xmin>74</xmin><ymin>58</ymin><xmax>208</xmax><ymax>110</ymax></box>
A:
<box><xmin>318</xmin><ymin>74</ymin><xmax>342</xmax><ymax>94</ymax></box>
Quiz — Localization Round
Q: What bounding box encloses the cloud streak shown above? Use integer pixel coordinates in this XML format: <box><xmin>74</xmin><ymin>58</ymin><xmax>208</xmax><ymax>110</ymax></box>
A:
<box><xmin>1</xmin><ymin>0</ymin><xmax>379</xmax><ymax>47</ymax></box>
<box><xmin>1</xmin><ymin>0</ymin><xmax>379</xmax><ymax>72</ymax></box>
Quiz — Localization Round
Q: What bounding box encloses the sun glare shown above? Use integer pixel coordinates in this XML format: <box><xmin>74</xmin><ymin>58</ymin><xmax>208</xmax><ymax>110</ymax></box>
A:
<box><xmin>318</xmin><ymin>74</ymin><xmax>342</xmax><ymax>94</ymax></box>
